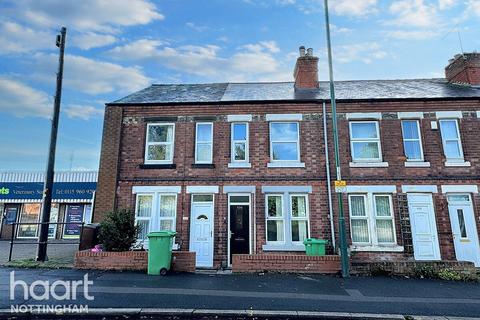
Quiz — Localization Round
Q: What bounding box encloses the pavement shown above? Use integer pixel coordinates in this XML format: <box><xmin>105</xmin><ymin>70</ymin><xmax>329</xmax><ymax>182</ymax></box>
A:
<box><xmin>0</xmin><ymin>240</ymin><xmax>78</xmax><ymax>265</ymax></box>
<box><xmin>1</xmin><ymin>267</ymin><xmax>480</xmax><ymax>319</ymax></box>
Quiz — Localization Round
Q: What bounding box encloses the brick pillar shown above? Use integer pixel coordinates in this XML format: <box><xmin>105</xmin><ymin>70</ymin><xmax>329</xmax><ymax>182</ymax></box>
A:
<box><xmin>93</xmin><ymin>105</ymin><xmax>123</xmax><ymax>222</ymax></box>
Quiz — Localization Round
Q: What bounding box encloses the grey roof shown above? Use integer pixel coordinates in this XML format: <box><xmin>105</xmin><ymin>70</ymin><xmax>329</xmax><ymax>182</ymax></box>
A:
<box><xmin>109</xmin><ymin>79</ymin><xmax>480</xmax><ymax>105</ymax></box>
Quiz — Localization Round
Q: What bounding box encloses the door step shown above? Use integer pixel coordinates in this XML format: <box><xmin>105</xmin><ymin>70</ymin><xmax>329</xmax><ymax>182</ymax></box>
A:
<box><xmin>195</xmin><ymin>268</ymin><xmax>232</xmax><ymax>275</ymax></box>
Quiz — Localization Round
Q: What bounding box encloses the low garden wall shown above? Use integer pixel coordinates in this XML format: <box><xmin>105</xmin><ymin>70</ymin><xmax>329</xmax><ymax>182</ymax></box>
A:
<box><xmin>232</xmin><ymin>254</ymin><xmax>341</xmax><ymax>274</ymax></box>
<box><xmin>74</xmin><ymin>250</ymin><xmax>196</xmax><ymax>273</ymax></box>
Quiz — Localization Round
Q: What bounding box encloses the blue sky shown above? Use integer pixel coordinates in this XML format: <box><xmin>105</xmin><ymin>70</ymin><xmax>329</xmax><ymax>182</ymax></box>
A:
<box><xmin>0</xmin><ymin>0</ymin><xmax>479</xmax><ymax>172</ymax></box>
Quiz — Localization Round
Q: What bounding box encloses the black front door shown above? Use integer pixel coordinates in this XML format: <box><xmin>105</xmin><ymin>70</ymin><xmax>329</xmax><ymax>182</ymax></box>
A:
<box><xmin>229</xmin><ymin>204</ymin><xmax>249</xmax><ymax>262</ymax></box>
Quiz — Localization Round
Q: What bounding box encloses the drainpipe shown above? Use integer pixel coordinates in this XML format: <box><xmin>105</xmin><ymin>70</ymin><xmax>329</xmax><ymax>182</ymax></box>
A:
<box><xmin>323</xmin><ymin>102</ymin><xmax>336</xmax><ymax>251</ymax></box>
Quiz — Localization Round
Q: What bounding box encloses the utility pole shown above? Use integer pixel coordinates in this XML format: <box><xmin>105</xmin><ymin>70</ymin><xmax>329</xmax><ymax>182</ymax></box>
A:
<box><xmin>37</xmin><ymin>27</ymin><xmax>66</xmax><ymax>262</ymax></box>
<box><xmin>323</xmin><ymin>0</ymin><xmax>349</xmax><ymax>277</ymax></box>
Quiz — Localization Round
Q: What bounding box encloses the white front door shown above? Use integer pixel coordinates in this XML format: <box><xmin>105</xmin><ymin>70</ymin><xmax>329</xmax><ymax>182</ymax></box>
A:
<box><xmin>407</xmin><ymin>194</ymin><xmax>441</xmax><ymax>261</ymax></box>
<box><xmin>447</xmin><ymin>195</ymin><xmax>480</xmax><ymax>267</ymax></box>
<box><xmin>190</xmin><ymin>200</ymin><xmax>214</xmax><ymax>267</ymax></box>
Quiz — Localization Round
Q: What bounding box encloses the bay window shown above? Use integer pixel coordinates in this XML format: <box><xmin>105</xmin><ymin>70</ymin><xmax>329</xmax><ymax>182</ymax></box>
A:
<box><xmin>145</xmin><ymin>123</ymin><xmax>175</xmax><ymax>164</ymax></box>
<box><xmin>349</xmin><ymin>121</ymin><xmax>382</xmax><ymax>162</ymax></box>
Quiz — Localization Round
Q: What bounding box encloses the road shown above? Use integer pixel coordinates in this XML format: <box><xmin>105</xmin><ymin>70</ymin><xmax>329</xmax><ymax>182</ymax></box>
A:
<box><xmin>1</xmin><ymin>267</ymin><xmax>480</xmax><ymax>318</ymax></box>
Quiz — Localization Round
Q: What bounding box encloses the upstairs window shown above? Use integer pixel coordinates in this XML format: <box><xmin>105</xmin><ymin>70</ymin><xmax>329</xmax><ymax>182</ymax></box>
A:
<box><xmin>195</xmin><ymin>122</ymin><xmax>213</xmax><ymax>164</ymax></box>
<box><xmin>231</xmin><ymin>122</ymin><xmax>249</xmax><ymax>163</ymax></box>
<box><xmin>401</xmin><ymin>120</ymin><xmax>424</xmax><ymax>161</ymax></box>
<box><xmin>439</xmin><ymin>119</ymin><xmax>464</xmax><ymax>161</ymax></box>
<box><xmin>269</xmin><ymin>122</ymin><xmax>300</xmax><ymax>162</ymax></box>
<box><xmin>349</xmin><ymin>121</ymin><xmax>381</xmax><ymax>162</ymax></box>
<box><xmin>145</xmin><ymin>123</ymin><xmax>175</xmax><ymax>164</ymax></box>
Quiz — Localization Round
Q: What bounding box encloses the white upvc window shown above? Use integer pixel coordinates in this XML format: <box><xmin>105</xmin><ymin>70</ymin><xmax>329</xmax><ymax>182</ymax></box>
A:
<box><xmin>439</xmin><ymin>119</ymin><xmax>464</xmax><ymax>161</ymax></box>
<box><xmin>290</xmin><ymin>194</ymin><xmax>309</xmax><ymax>243</ymax></box>
<box><xmin>266</xmin><ymin>194</ymin><xmax>285</xmax><ymax>243</ymax></box>
<box><xmin>401</xmin><ymin>120</ymin><xmax>424</xmax><ymax>161</ymax></box>
<box><xmin>348</xmin><ymin>194</ymin><xmax>396</xmax><ymax>246</ymax></box>
<box><xmin>145</xmin><ymin>123</ymin><xmax>175</xmax><ymax>164</ymax></box>
<box><xmin>231</xmin><ymin>122</ymin><xmax>249</xmax><ymax>163</ymax></box>
<box><xmin>195</xmin><ymin>122</ymin><xmax>213</xmax><ymax>164</ymax></box>
<box><xmin>349</xmin><ymin>121</ymin><xmax>382</xmax><ymax>162</ymax></box>
<box><xmin>135</xmin><ymin>193</ymin><xmax>178</xmax><ymax>245</ymax></box>
<box><xmin>269</xmin><ymin>122</ymin><xmax>300</xmax><ymax>162</ymax></box>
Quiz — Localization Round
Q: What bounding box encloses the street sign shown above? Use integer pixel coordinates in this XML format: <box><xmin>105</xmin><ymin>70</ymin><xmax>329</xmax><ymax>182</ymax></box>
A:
<box><xmin>334</xmin><ymin>180</ymin><xmax>347</xmax><ymax>193</ymax></box>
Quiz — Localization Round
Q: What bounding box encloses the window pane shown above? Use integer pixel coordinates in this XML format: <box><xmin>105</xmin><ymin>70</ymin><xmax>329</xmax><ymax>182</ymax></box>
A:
<box><xmin>147</xmin><ymin>144</ymin><xmax>172</xmax><ymax>161</ymax></box>
<box><xmin>148</xmin><ymin>125</ymin><xmax>173</xmax><ymax>142</ymax></box>
<box><xmin>137</xmin><ymin>195</ymin><xmax>153</xmax><ymax>217</ymax></box>
<box><xmin>444</xmin><ymin>141</ymin><xmax>461</xmax><ymax>158</ymax></box>
<box><xmin>402</xmin><ymin>121</ymin><xmax>419</xmax><ymax>139</ymax></box>
<box><xmin>375</xmin><ymin>196</ymin><xmax>391</xmax><ymax>217</ymax></box>
<box><xmin>196</xmin><ymin>144</ymin><xmax>212</xmax><ymax>162</ymax></box>
<box><xmin>457</xmin><ymin>209</ymin><xmax>467</xmax><ymax>238</ymax></box>
<box><xmin>197</xmin><ymin>123</ymin><xmax>212</xmax><ymax>142</ymax></box>
<box><xmin>351</xmin><ymin>122</ymin><xmax>377</xmax><ymax>139</ymax></box>
<box><xmin>440</xmin><ymin>120</ymin><xmax>459</xmax><ymax>139</ymax></box>
<box><xmin>18</xmin><ymin>204</ymin><xmax>40</xmax><ymax>238</ymax></box>
<box><xmin>233</xmin><ymin>123</ymin><xmax>247</xmax><ymax>140</ymax></box>
<box><xmin>350</xmin><ymin>196</ymin><xmax>366</xmax><ymax>217</ymax></box>
<box><xmin>351</xmin><ymin>219</ymin><xmax>369</xmax><ymax>243</ymax></box>
<box><xmin>291</xmin><ymin>196</ymin><xmax>307</xmax><ymax>217</ymax></box>
<box><xmin>267</xmin><ymin>220</ymin><xmax>284</xmax><ymax>242</ymax></box>
<box><xmin>267</xmin><ymin>196</ymin><xmax>283</xmax><ymax>217</ymax></box>
<box><xmin>376</xmin><ymin>220</ymin><xmax>395</xmax><ymax>243</ymax></box>
<box><xmin>352</xmin><ymin>142</ymin><xmax>379</xmax><ymax>159</ymax></box>
<box><xmin>160</xmin><ymin>196</ymin><xmax>176</xmax><ymax>217</ymax></box>
<box><xmin>272</xmin><ymin>142</ymin><xmax>298</xmax><ymax>160</ymax></box>
<box><xmin>160</xmin><ymin>219</ymin><xmax>174</xmax><ymax>231</ymax></box>
<box><xmin>448</xmin><ymin>195</ymin><xmax>470</xmax><ymax>202</ymax></box>
<box><xmin>234</xmin><ymin>143</ymin><xmax>246</xmax><ymax>161</ymax></box>
<box><xmin>404</xmin><ymin>141</ymin><xmax>422</xmax><ymax>160</ymax></box>
<box><xmin>291</xmin><ymin>220</ymin><xmax>308</xmax><ymax>242</ymax></box>
<box><xmin>230</xmin><ymin>196</ymin><xmax>249</xmax><ymax>203</ymax></box>
<box><xmin>270</xmin><ymin>123</ymin><xmax>298</xmax><ymax>141</ymax></box>
<box><xmin>192</xmin><ymin>194</ymin><xmax>213</xmax><ymax>202</ymax></box>
<box><xmin>137</xmin><ymin>220</ymin><xmax>149</xmax><ymax>240</ymax></box>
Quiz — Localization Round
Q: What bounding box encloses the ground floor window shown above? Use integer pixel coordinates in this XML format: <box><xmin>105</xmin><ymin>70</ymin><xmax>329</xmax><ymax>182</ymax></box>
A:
<box><xmin>135</xmin><ymin>193</ymin><xmax>177</xmax><ymax>244</ymax></box>
<box><xmin>63</xmin><ymin>204</ymin><xmax>92</xmax><ymax>239</ymax></box>
<box><xmin>17</xmin><ymin>203</ymin><xmax>41</xmax><ymax>238</ymax></box>
<box><xmin>348</xmin><ymin>194</ymin><xmax>396</xmax><ymax>247</ymax></box>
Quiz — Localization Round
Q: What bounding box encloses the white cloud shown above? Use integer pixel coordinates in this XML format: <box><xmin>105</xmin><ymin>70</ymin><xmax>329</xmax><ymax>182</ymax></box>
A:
<box><xmin>71</xmin><ymin>32</ymin><xmax>117</xmax><ymax>50</ymax></box>
<box><xmin>386</xmin><ymin>29</ymin><xmax>439</xmax><ymax>40</ymax></box>
<box><xmin>64</xmin><ymin>104</ymin><xmax>104</xmax><ymax>120</ymax></box>
<box><xmin>333</xmin><ymin>42</ymin><xmax>388</xmax><ymax>64</ymax></box>
<box><xmin>185</xmin><ymin>22</ymin><xmax>209</xmax><ymax>32</ymax></box>
<box><xmin>32</xmin><ymin>54</ymin><xmax>150</xmax><ymax>95</ymax></box>
<box><xmin>467</xmin><ymin>0</ymin><xmax>480</xmax><ymax>16</ymax></box>
<box><xmin>4</xmin><ymin>0</ymin><xmax>163</xmax><ymax>33</ymax></box>
<box><xmin>388</xmin><ymin>0</ymin><xmax>438</xmax><ymax>28</ymax></box>
<box><xmin>330</xmin><ymin>24</ymin><xmax>354</xmax><ymax>34</ymax></box>
<box><xmin>331</xmin><ymin>0</ymin><xmax>378</xmax><ymax>17</ymax></box>
<box><xmin>107</xmin><ymin>39</ymin><xmax>164</xmax><ymax>60</ymax></box>
<box><xmin>0</xmin><ymin>21</ymin><xmax>54</xmax><ymax>54</ymax></box>
<box><xmin>438</xmin><ymin>0</ymin><xmax>457</xmax><ymax>10</ymax></box>
<box><xmin>0</xmin><ymin>77</ymin><xmax>51</xmax><ymax>118</ymax></box>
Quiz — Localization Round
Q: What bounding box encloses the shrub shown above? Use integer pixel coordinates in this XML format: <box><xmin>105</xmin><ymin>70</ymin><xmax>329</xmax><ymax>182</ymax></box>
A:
<box><xmin>413</xmin><ymin>265</ymin><xmax>437</xmax><ymax>279</ymax></box>
<box><xmin>98</xmin><ymin>209</ymin><xmax>138</xmax><ymax>252</ymax></box>
<box><xmin>437</xmin><ymin>268</ymin><xmax>462</xmax><ymax>281</ymax></box>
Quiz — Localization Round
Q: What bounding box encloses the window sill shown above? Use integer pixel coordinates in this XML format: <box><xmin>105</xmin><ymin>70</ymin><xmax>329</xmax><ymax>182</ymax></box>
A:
<box><xmin>192</xmin><ymin>163</ymin><xmax>215</xmax><ymax>169</ymax></box>
<box><xmin>350</xmin><ymin>245</ymin><xmax>404</xmax><ymax>252</ymax></box>
<box><xmin>349</xmin><ymin>162</ymin><xmax>389</xmax><ymax>168</ymax></box>
<box><xmin>404</xmin><ymin>161</ymin><xmax>430</xmax><ymax>167</ymax></box>
<box><xmin>228</xmin><ymin>162</ymin><xmax>252</xmax><ymax>168</ymax></box>
<box><xmin>140</xmin><ymin>163</ymin><xmax>176</xmax><ymax>169</ymax></box>
<box><xmin>262</xmin><ymin>244</ymin><xmax>306</xmax><ymax>252</ymax></box>
<box><xmin>267</xmin><ymin>162</ymin><xmax>305</xmax><ymax>168</ymax></box>
<box><xmin>445</xmin><ymin>161</ymin><xmax>471</xmax><ymax>167</ymax></box>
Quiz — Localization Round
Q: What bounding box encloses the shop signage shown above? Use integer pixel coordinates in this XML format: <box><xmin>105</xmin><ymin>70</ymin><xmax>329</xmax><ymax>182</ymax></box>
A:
<box><xmin>0</xmin><ymin>182</ymin><xmax>96</xmax><ymax>201</ymax></box>
<box><xmin>63</xmin><ymin>205</ymin><xmax>85</xmax><ymax>238</ymax></box>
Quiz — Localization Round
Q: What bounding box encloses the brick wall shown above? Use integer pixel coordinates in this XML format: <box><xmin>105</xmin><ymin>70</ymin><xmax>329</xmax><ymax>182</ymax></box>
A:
<box><xmin>74</xmin><ymin>250</ymin><xmax>195</xmax><ymax>273</ymax></box>
<box><xmin>232</xmin><ymin>254</ymin><xmax>341</xmax><ymax>273</ymax></box>
<box><xmin>445</xmin><ymin>53</ymin><xmax>480</xmax><ymax>85</ymax></box>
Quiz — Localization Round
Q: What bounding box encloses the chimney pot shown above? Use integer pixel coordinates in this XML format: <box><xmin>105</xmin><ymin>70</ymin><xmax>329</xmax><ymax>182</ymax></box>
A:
<box><xmin>293</xmin><ymin>46</ymin><xmax>319</xmax><ymax>89</ymax></box>
<box><xmin>299</xmin><ymin>46</ymin><xmax>306</xmax><ymax>57</ymax></box>
<box><xmin>307</xmin><ymin>48</ymin><xmax>313</xmax><ymax>56</ymax></box>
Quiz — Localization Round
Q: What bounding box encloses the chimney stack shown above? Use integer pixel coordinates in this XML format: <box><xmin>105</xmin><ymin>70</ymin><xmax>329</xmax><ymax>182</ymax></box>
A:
<box><xmin>294</xmin><ymin>45</ymin><xmax>319</xmax><ymax>89</ymax></box>
<box><xmin>445</xmin><ymin>52</ymin><xmax>480</xmax><ymax>86</ymax></box>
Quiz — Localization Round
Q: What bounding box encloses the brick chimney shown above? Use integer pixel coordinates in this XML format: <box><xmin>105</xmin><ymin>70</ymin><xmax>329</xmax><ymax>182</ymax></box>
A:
<box><xmin>445</xmin><ymin>52</ymin><xmax>480</xmax><ymax>86</ymax></box>
<box><xmin>294</xmin><ymin>46</ymin><xmax>319</xmax><ymax>89</ymax></box>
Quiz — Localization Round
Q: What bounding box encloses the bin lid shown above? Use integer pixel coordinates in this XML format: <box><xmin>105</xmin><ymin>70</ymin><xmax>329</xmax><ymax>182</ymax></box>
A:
<box><xmin>303</xmin><ymin>238</ymin><xmax>328</xmax><ymax>244</ymax></box>
<box><xmin>147</xmin><ymin>231</ymin><xmax>176</xmax><ymax>238</ymax></box>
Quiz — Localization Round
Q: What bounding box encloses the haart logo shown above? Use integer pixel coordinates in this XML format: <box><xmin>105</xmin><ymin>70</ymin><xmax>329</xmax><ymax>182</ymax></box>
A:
<box><xmin>0</xmin><ymin>187</ymin><xmax>9</xmax><ymax>195</ymax></box>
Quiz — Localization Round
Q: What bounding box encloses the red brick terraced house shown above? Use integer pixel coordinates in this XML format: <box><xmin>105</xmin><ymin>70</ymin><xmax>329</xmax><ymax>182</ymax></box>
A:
<box><xmin>93</xmin><ymin>49</ymin><xmax>480</xmax><ymax>272</ymax></box>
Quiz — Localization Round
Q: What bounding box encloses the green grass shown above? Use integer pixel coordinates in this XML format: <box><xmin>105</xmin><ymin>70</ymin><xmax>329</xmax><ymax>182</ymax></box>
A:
<box><xmin>4</xmin><ymin>258</ymin><xmax>73</xmax><ymax>269</ymax></box>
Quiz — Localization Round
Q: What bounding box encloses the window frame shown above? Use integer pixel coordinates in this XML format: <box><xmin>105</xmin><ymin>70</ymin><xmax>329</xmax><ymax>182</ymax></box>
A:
<box><xmin>348</xmin><ymin>194</ymin><xmax>371</xmax><ymax>245</ymax></box>
<box><xmin>269</xmin><ymin>122</ymin><xmax>300</xmax><ymax>162</ymax></box>
<box><xmin>230</xmin><ymin>122</ymin><xmax>249</xmax><ymax>163</ymax></box>
<box><xmin>349</xmin><ymin>121</ymin><xmax>382</xmax><ymax>162</ymax></box>
<box><xmin>134</xmin><ymin>194</ymin><xmax>154</xmax><ymax>244</ymax></box>
<box><xmin>158</xmin><ymin>194</ymin><xmax>178</xmax><ymax>233</ymax></box>
<box><xmin>373</xmin><ymin>194</ymin><xmax>397</xmax><ymax>245</ymax></box>
<box><xmin>144</xmin><ymin>122</ymin><xmax>175</xmax><ymax>164</ymax></box>
<box><xmin>289</xmin><ymin>194</ymin><xmax>310</xmax><ymax>244</ymax></box>
<box><xmin>265</xmin><ymin>194</ymin><xmax>286</xmax><ymax>244</ymax></box>
<box><xmin>195</xmin><ymin>122</ymin><xmax>214</xmax><ymax>164</ymax></box>
<box><xmin>401</xmin><ymin>120</ymin><xmax>424</xmax><ymax>162</ymax></box>
<box><xmin>439</xmin><ymin>119</ymin><xmax>464</xmax><ymax>161</ymax></box>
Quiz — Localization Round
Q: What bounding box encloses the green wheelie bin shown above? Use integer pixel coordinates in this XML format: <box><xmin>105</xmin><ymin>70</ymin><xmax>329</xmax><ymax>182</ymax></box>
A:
<box><xmin>147</xmin><ymin>231</ymin><xmax>176</xmax><ymax>276</ymax></box>
<box><xmin>303</xmin><ymin>238</ymin><xmax>328</xmax><ymax>256</ymax></box>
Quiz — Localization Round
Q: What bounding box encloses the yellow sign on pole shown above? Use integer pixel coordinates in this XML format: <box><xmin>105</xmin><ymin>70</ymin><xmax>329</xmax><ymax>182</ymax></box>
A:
<box><xmin>334</xmin><ymin>180</ymin><xmax>347</xmax><ymax>193</ymax></box>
